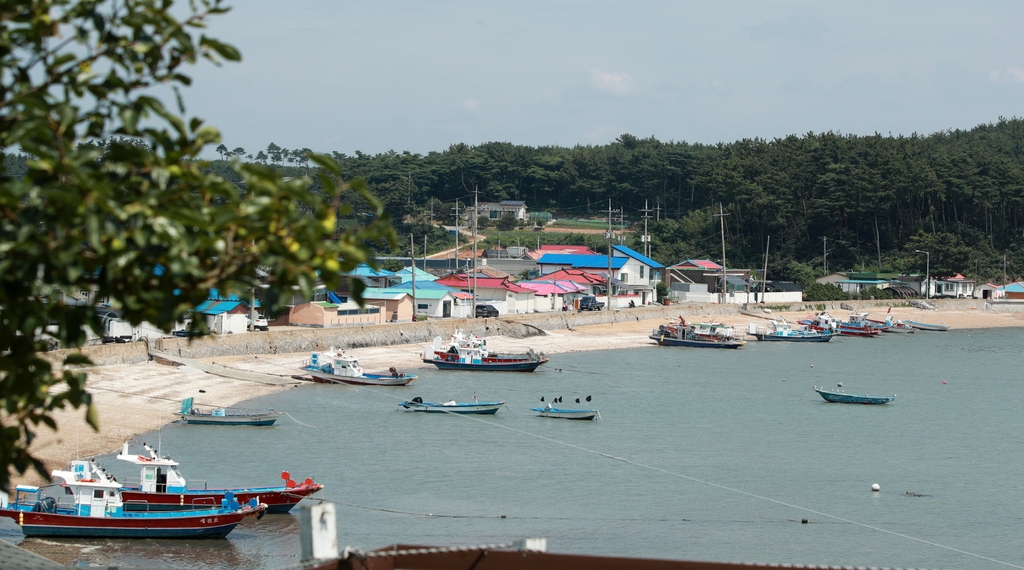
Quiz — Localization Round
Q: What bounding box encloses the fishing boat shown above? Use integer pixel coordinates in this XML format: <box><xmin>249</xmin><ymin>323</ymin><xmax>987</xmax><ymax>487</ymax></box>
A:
<box><xmin>650</xmin><ymin>317</ymin><xmax>746</xmax><ymax>348</ymax></box>
<box><xmin>746</xmin><ymin>319</ymin><xmax>833</xmax><ymax>342</ymax></box>
<box><xmin>867</xmin><ymin>315</ymin><xmax>915</xmax><ymax>333</ymax></box>
<box><xmin>902</xmin><ymin>320</ymin><xmax>950</xmax><ymax>331</ymax></box>
<box><xmin>530</xmin><ymin>404</ymin><xmax>600</xmax><ymax>420</ymax></box>
<box><xmin>300</xmin><ymin>348</ymin><xmax>417</xmax><ymax>386</ymax></box>
<box><xmin>116</xmin><ymin>443</ymin><xmax>323</xmax><ymax>513</ymax></box>
<box><xmin>799</xmin><ymin>312</ymin><xmax>879</xmax><ymax>337</ymax></box>
<box><xmin>0</xmin><ymin>460</ymin><xmax>267</xmax><ymax>538</ymax></box>
<box><xmin>398</xmin><ymin>396</ymin><xmax>505</xmax><ymax>415</ymax></box>
<box><xmin>422</xmin><ymin>330</ymin><xmax>549</xmax><ymax>372</ymax></box>
<box><xmin>179</xmin><ymin>397</ymin><xmax>283</xmax><ymax>426</ymax></box>
<box><xmin>813</xmin><ymin>386</ymin><xmax>895</xmax><ymax>405</ymax></box>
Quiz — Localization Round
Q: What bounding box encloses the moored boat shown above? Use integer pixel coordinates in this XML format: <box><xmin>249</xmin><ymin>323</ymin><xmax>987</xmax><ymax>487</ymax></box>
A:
<box><xmin>799</xmin><ymin>312</ymin><xmax>879</xmax><ymax>337</ymax></box>
<box><xmin>813</xmin><ymin>387</ymin><xmax>895</xmax><ymax>405</ymax></box>
<box><xmin>179</xmin><ymin>397</ymin><xmax>283</xmax><ymax>426</ymax></box>
<box><xmin>530</xmin><ymin>404</ymin><xmax>600</xmax><ymax>420</ymax></box>
<box><xmin>398</xmin><ymin>396</ymin><xmax>505</xmax><ymax>415</ymax></box>
<box><xmin>0</xmin><ymin>460</ymin><xmax>267</xmax><ymax>538</ymax></box>
<box><xmin>867</xmin><ymin>316</ymin><xmax>915</xmax><ymax>333</ymax></box>
<box><xmin>422</xmin><ymin>330</ymin><xmax>549</xmax><ymax>372</ymax></box>
<box><xmin>116</xmin><ymin>443</ymin><xmax>322</xmax><ymax>513</ymax></box>
<box><xmin>747</xmin><ymin>319</ymin><xmax>833</xmax><ymax>342</ymax></box>
<box><xmin>902</xmin><ymin>320</ymin><xmax>950</xmax><ymax>331</ymax></box>
<box><xmin>300</xmin><ymin>348</ymin><xmax>418</xmax><ymax>385</ymax></box>
<box><xmin>650</xmin><ymin>318</ymin><xmax>746</xmax><ymax>348</ymax></box>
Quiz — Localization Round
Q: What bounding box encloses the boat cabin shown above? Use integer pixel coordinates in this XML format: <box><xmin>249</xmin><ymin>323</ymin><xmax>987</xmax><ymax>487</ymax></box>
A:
<box><xmin>116</xmin><ymin>443</ymin><xmax>188</xmax><ymax>493</ymax></box>
<box><xmin>309</xmin><ymin>349</ymin><xmax>364</xmax><ymax>378</ymax></box>
<box><xmin>426</xmin><ymin>330</ymin><xmax>490</xmax><ymax>364</ymax></box>
<box><xmin>50</xmin><ymin>460</ymin><xmax>125</xmax><ymax>517</ymax></box>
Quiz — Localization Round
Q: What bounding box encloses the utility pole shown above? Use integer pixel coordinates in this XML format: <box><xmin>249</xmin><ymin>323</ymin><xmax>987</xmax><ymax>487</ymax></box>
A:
<box><xmin>452</xmin><ymin>199</ymin><xmax>460</xmax><ymax>273</ymax></box>
<box><xmin>472</xmin><ymin>186</ymin><xmax>479</xmax><ymax>318</ymax></box>
<box><xmin>606</xmin><ymin>199</ymin><xmax>619</xmax><ymax>314</ymax></box>
<box><xmin>640</xmin><ymin>200</ymin><xmax>653</xmax><ymax>259</ymax></box>
<box><xmin>714</xmin><ymin>204</ymin><xmax>730</xmax><ymax>304</ymax></box>
<box><xmin>410</xmin><ymin>234</ymin><xmax>417</xmax><ymax>321</ymax></box>
<box><xmin>655</xmin><ymin>199</ymin><xmax>661</xmax><ymax>222</ymax></box>
<box><xmin>423</xmin><ymin>235</ymin><xmax>428</xmax><ymax>272</ymax></box>
<box><xmin>823</xmin><ymin>237</ymin><xmax>828</xmax><ymax>275</ymax></box>
<box><xmin>761</xmin><ymin>235</ymin><xmax>770</xmax><ymax>304</ymax></box>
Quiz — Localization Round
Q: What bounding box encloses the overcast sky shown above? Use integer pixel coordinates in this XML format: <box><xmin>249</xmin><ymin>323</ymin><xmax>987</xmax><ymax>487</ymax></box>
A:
<box><xmin>184</xmin><ymin>1</ymin><xmax>1024</xmax><ymax>157</ymax></box>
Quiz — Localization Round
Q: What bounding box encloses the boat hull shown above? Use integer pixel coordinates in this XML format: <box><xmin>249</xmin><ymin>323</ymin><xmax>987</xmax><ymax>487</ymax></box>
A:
<box><xmin>530</xmin><ymin>407</ymin><xmax>599</xmax><ymax>420</ymax></box>
<box><xmin>399</xmin><ymin>401</ymin><xmax>504</xmax><ymax>414</ymax></box>
<box><xmin>422</xmin><ymin>358</ymin><xmax>548</xmax><ymax>372</ymax></box>
<box><xmin>814</xmin><ymin>388</ymin><xmax>894</xmax><ymax>405</ymax></box>
<box><xmin>303</xmin><ymin>368</ymin><xmax>418</xmax><ymax>386</ymax></box>
<box><xmin>903</xmin><ymin>321</ymin><xmax>950</xmax><ymax>331</ymax></box>
<box><xmin>180</xmin><ymin>413</ymin><xmax>282</xmax><ymax>426</ymax></box>
<box><xmin>650</xmin><ymin>334</ymin><xmax>746</xmax><ymax>348</ymax></box>
<box><xmin>752</xmin><ymin>332</ymin><xmax>832</xmax><ymax>342</ymax></box>
<box><xmin>121</xmin><ymin>483</ymin><xmax>323</xmax><ymax>514</ymax></box>
<box><xmin>0</xmin><ymin>505</ymin><xmax>262</xmax><ymax>538</ymax></box>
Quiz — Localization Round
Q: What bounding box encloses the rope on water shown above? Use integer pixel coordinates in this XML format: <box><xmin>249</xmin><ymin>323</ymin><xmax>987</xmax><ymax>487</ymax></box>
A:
<box><xmin>281</xmin><ymin>411</ymin><xmax>319</xmax><ymax>428</ymax></box>
<box><xmin>341</xmin><ymin>383</ymin><xmax>1024</xmax><ymax>570</ymax></box>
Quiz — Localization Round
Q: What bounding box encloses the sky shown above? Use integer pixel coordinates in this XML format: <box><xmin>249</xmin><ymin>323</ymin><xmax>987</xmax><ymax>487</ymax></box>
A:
<box><xmin>182</xmin><ymin>1</ymin><xmax>1024</xmax><ymax>157</ymax></box>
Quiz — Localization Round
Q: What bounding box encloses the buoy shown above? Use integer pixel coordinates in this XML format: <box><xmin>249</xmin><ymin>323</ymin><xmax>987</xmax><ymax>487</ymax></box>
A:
<box><xmin>871</xmin><ymin>483</ymin><xmax>880</xmax><ymax>492</ymax></box>
<box><xmin>942</xmin><ymin>380</ymin><xmax>947</xmax><ymax>384</ymax></box>
<box><xmin>810</xmin><ymin>365</ymin><xmax>814</xmax><ymax>368</ymax></box>
<box><xmin>801</xmin><ymin>518</ymin><xmax>808</xmax><ymax>524</ymax></box>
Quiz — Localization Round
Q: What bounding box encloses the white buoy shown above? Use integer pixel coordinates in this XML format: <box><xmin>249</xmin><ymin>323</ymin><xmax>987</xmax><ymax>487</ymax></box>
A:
<box><xmin>871</xmin><ymin>483</ymin><xmax>880</xmax><ymax>492</ymax></box>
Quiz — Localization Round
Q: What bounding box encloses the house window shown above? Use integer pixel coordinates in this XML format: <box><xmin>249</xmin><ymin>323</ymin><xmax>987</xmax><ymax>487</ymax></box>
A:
<box><xmin>640</xmin><ymin>266</ymin><xmax>645</xmax><ymax>279</ymax></box>
<box><xmin>417</xmin><ymin>303</ymin><xmax>428</xmax><ymax>310</ymax></box>
<box><xmin>619</xmin><ymin>272</ymin><xmax>627</xmax><ymax>283</ymax></box>
<box><xmin>489</xmin><ymin>210</ymin><xmax>499</xmax><ymax>219</ymax></box>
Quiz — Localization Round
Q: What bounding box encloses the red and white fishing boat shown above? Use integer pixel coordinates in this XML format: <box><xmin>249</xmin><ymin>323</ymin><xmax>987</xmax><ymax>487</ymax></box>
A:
<box><xmin>115</xmin><ymin>443</ymin><xmax>323</xmax><ymax>513</ymax></box>
<box><xmin>0</xmin><ymin>459</ymin><xmax>266</xmax><ymax>538</ymax></box>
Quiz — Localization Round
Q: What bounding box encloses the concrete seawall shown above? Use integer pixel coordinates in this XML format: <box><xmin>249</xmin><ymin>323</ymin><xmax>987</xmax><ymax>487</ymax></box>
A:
<box><xmin>47</xmin><ymin>298</ymin><xmax>994</xmax><ymax>365</ymax></box>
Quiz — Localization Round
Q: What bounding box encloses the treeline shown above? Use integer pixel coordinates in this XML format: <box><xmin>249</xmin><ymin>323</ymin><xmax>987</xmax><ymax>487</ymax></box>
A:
<box><xmin>328</xmin><ymin>118</ymin><xmax>1024</xmax><ymax>284</ymax></box>
<box><xmin>9</xmin><ymin>119</ymin><xmax>1024</xmax><ymax>284</ymax></box>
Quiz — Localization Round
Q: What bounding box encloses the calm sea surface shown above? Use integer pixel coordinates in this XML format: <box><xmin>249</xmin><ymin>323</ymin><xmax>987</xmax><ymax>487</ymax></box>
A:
<box><xmin>5</xmin><ymin>326</ymin><xmax>1024</xmax><ymax>569</ymax></box>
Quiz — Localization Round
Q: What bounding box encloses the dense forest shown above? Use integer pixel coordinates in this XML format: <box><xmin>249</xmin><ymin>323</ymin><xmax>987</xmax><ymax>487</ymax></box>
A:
<box><xmin>9</xmin><ymin>118</ymin><xmax>1024</xmax><ymax>285</ymax></box>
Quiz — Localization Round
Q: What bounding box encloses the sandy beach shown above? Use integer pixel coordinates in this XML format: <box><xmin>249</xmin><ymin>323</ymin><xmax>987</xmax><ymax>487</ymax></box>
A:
<box><xmin>12</xmin><ymin>304</ymin><xmax>1024</xmax><ymax>488</ymax></box>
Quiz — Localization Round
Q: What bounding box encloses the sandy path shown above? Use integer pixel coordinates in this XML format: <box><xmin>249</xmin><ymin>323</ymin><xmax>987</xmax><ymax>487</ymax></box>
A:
<box><xmin>11</xmin><ymin>304</ymin><xmax>1023</xmax><ymax>487</ymax></box>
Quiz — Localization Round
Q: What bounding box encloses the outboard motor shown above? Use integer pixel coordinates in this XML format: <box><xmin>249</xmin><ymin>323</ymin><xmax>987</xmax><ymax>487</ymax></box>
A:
<box><xmin>411</xmin><ymin>396</ymin><xmax>423</xmax><ymax>404</ymax></box>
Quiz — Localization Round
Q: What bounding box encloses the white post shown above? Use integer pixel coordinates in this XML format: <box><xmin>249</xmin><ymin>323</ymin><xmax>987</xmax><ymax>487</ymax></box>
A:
<box><xmin>300</xmin><ymin>503</ymin><xmax>338</xmax><ymax>561</ymax></box>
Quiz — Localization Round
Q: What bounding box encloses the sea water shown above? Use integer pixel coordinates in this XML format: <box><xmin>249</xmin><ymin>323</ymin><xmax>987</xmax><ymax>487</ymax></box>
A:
<box><xmin>5</xmin><ymin>326</ymin><xmax>1023</xmax><ymax>569</ymax></box>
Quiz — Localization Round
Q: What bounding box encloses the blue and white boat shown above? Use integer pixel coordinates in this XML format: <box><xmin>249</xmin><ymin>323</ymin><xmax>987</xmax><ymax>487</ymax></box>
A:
<box><xmin>530</xmin><ymin>404</ymin><xmax>600</xmax><ymax>420</ymax></box>
<box><xmin>747</xmin><ymin>319</ymin><xmax>833</xmax><ymax>342</ymax></box>
<box><xmin>0</xmin><ymin>460</ymin><xmax>266</xmax><ymax>538</ymax></box>
<box><xmin>902</xmin><ymin>320</ymin><xmax>950</xmax><ymax>331</ymax></box>
<box><xmin>179</xmin><ymin>398</ymin><xmax>283</xmax><ymax>426</ymax></box>
<box><xmin>399</xmin><ymin>397</ymin><xmax>505</xmax><ymax>414</ymax></box>
<box><xmin>814</xmin><ymin>386</ymin><xmax>895</xmax><ymax>405</ymax></box>
<box><xmin>301</xmin><ymin>348</ymin><xmax>418</xmax><ymax>386</ymax></box>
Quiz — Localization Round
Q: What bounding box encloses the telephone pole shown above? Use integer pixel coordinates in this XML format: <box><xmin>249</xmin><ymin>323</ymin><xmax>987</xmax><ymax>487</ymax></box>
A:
<box><xmin>606</xmin><ymin>199</ymin><xmax>620</xmax><ymax>313</ymax></box>
<box><xmin>714</xmin><ymin>204</ymin><xmax>730</xmax><ymax>304</ymax></box>
<box><xmin>410</xmin><ymin>234</ymin><xmax>417</xmax><ymax>321</ymax></box>
<box><xmin>640</xmin><ymin>200</ymin><xmax>653</xmax><ymax>259</ymax></box>
<box><xmin>472</xmin><ymin>186</ymin><xmax>479</xmax><ymax>318</ymax></box>
<box><xmin>451</xmin><ymin>199</ymin><xmax>460</xmax><ymax>272</ymax></box>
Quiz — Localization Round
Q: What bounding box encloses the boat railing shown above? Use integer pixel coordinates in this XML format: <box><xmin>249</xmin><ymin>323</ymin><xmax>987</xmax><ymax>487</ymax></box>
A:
<box><xmin>124</xmin><ymin>499</ymin><xmax>154</xmax><ymax>511</ymax></box>
<box><xmin>186</xmin><ymin>480</ymin><xmax>209</xmax><ymax>490</ymax></box>
<box><xmin>189</xmin><ymin>496</ymin><xmax>217</xmax><ymax>506</ymax></box>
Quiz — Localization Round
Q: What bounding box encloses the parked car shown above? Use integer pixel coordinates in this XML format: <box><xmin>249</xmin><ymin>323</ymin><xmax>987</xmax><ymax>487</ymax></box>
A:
<box><xmin>578</xmin><ymin>296</ymin><xmax>605</xmax><ymax>311</ymax></box>
<box><xmin>475</xmin><ymin>304</ymin><xmax>499</xmax><ymax>318</ymax></box>
<box><xmin>248</xmin><ymin>314</ymin><xmax>269</xmax><ymax>331</ymax></box>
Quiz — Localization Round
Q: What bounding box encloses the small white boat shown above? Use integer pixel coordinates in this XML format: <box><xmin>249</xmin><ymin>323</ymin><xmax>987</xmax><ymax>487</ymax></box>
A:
<box><xmin>530</xmin><ymin>404</ymin><xmax>600</xmax><ymax>421</ymax></box>
<box><xmin>399</xmin><ymin>397</ymin><xmax>505</xmax><ymax>415</ymax></box>
<box><xmin>902</xmin><ymin>320</ymin><xmax>950</xmax><ymax>331</ymax></box>
<box><xmin>300</xmin><ymin>348</ymin><xmax>417</xmax><ymax>386</ymax></box>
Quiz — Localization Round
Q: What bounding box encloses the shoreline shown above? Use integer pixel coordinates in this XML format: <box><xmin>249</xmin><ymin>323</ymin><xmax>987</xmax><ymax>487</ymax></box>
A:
<box><xmin>12</xmin><ymin>305</ymin><xmax>1024</xmax><ymax>488</ymax></box>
